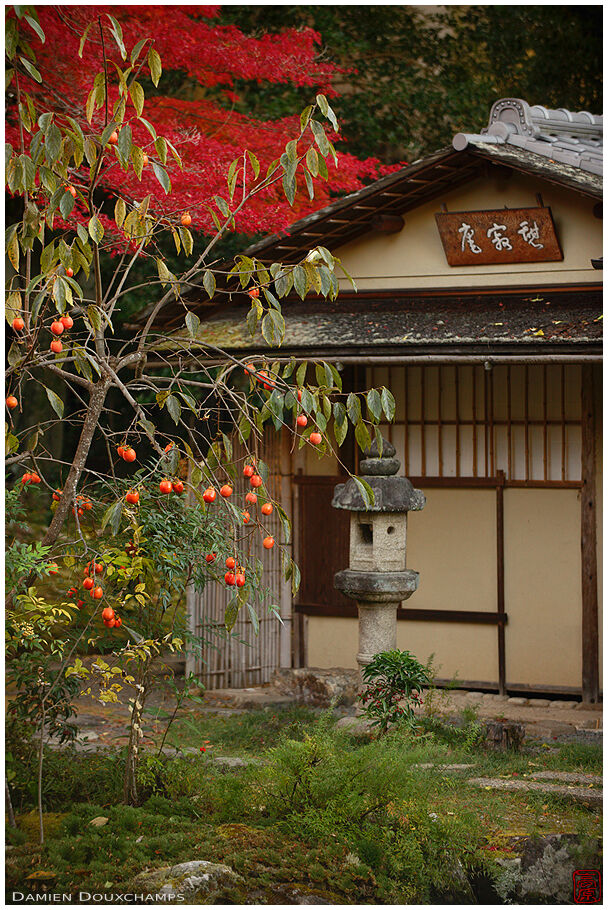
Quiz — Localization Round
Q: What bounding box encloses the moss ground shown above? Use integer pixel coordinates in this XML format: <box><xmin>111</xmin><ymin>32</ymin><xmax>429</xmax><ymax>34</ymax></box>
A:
<box><xmin>6</xmin><ymin>707</ymin><xmax>602</xmax><ymax>905</ymax></box>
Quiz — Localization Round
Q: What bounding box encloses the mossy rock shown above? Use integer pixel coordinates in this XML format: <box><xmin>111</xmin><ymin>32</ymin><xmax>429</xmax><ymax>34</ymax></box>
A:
<box><xmin>269</xmin><ymin>882</ymin><xmax>343</xmax><ymax>904</ymax></box>
<box><xmin>132</xmin><ymin>860</ymin><xmax>242</xmax><ymax>901</ymax></box>
<box><xmin>493</xmin><ymin>834</ymin><xmax>602</xmax><ymax>903</ymax></box>
<box><xmin>16</xmin><ymin>812</ymin><xmax>67</xmax><ymax>842</ymax></box>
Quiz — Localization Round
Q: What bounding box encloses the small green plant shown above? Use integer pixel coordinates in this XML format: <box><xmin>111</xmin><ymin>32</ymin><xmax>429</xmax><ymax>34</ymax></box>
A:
<box><xmin>357</xmin><ymin>649</ymin><xmax>431</xmax><ymax>733</ymax></box>
<box><xmin>461</xmin><ymin>706</ymin><xmax>485</xmax><ymax>751</ymax></box>
<box><xmin>136</xmin><ymin>754</ymin><xmax>168</xmax><ymax>798</ymax></box>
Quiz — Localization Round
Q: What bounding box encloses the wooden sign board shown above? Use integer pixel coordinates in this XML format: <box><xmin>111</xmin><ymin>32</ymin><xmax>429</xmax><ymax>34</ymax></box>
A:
<box><xmin>435</xmin><ymin>207</ymin><xmax>563</xmax><ymax>266</ymax></box>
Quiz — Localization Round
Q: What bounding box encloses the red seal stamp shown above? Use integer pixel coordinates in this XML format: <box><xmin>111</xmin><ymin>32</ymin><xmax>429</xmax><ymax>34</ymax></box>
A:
<box><xmin>573</xmin><ymin>870</ymin><xmax>601</xmax><ymax>904</ymax></box>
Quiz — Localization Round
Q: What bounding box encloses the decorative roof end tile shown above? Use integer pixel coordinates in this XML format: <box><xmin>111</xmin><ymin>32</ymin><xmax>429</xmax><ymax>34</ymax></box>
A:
<box><xmin>454</xmin><ymin>98</ymin><xmax>602</xmax><ymax>176</ymax></box>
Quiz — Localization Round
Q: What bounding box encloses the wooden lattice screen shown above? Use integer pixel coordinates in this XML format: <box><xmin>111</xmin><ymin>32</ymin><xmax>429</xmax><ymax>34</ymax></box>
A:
<box><xmin>368</xmin><ymin>364</ymin><xmax>582</xmax><ymax>484</ymax></box>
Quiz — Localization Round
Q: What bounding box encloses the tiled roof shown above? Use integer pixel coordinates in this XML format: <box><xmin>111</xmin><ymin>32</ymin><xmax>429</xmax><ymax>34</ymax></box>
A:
<box><xmin>224</xmin><ymin>101</ymin><xmax>602</xmax><ymax>270</ymax></box>
<box><xmin>156</xmin><ymin>287</ymin><xmax>602</xmax><ymax>358</ymax></box>
<box><xmin>139</xmin><ymin>99</ymin><xmax>602</xmax><ymax>332</ymax></box>
<box><xmin>453</xmin><ymin>98</ymin><xmax>603</xmax><ymax>176</ymax></box>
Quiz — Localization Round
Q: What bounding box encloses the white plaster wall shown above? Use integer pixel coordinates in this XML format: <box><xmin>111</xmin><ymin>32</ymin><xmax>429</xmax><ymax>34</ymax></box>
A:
<box><xmin>306</xmin><ymin>486</ymin><xmax>585</xmax><ymax>690</ymax></box>
<box><xmin>503</xmin><ymin>488</ymin><xmax>582</xmax><ymax>688</ymax></box>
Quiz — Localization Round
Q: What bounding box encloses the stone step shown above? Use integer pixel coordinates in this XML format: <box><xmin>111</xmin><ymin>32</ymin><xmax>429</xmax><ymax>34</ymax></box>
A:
<box><xmin>414</xmin><ymin>763</ymin><xmax>476</xmax><ymax>772</ymax></box>
<box><xmin>530</xmin><ymin>770</ymin><xmax>602</xmax><ymax>785</ymax></box>
<box><xmin>467</xmin><ymin>776</ymin><xmax>602</xmax><ymax>807</ymax></box>
<box><xmin>202</xmin><ymin>687</ymin><xmax>296</xmax><ymax>709</ymax></box>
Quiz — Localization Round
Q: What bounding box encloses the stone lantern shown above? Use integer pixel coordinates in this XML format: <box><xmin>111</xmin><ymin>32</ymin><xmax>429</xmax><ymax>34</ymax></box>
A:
<box><xmin>332</xmin><ymin>438</ymin><xmax>425</xmax><ymax>679</ymax></box>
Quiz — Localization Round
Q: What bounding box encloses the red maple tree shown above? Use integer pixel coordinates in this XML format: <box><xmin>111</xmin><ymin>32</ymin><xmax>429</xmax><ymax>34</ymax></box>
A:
<box><xmin>6</xmin><ymin>5</ymin><xmax>399</xmax><ymax>237</ymax></box>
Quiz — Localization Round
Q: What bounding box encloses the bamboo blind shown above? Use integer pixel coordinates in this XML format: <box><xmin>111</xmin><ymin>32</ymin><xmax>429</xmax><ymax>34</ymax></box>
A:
<box><xmin>188</xmin><ymin>429</ymin><xmax>284</xmax><ymax>688</ymax></box>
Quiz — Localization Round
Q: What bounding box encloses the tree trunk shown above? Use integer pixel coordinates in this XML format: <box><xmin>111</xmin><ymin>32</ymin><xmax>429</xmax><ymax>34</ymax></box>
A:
<box><xmin>5</xmin><ymin>378</ymin><xmax>112</xmax><ymax>610</ymax></box>
<box><xmin>40</xmin><ymin>378</ymin><xmax>111</xmax><ymax>550</ymax></box>
<box><xmin>123</xmin><ymin>656</ymin><xmax>151</xmax><ymax>806</ymax></box>
<box><xmin>6</xmin><ymin>776</ymin><xmax>17</xmax><ymax>829</ymax></box>
<box><xmin>38</xmin><ymin>701</ymin><xmax>46</xmax><ymax>844</ymax></box>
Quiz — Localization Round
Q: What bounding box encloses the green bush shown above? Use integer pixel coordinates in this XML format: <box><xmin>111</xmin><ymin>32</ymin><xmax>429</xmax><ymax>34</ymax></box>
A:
<box><xmin>419</xmin><ymin>709</ymin><xmax>486</xmax><ymax>752</ymax></box>
<box><xmin>358</xmin><ymin>649</ymin><xmax>430</xmax><ymax>733</ymax></box>
<box><xmin>251</xmin><ymin>713</ymin><xmax>494</xmax><ymax>902</ymax></box>
<box><xmin>170</xmin><ymin>704</ymin><xmax>320</xmax><ymax>754</ymax></box>
<box><xmin>8</xmin><ymin>746</ymin><xmax>124</xmax><ymax>813</ymax></box>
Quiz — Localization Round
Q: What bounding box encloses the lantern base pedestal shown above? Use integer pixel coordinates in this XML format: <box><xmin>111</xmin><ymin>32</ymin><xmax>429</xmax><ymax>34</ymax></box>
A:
<box><xmin>352</xmin><ymin>601</ymin><xmax>401</xmax><ymax>716</ymax></box>
<box><xmin>356</xmin><ymin>600</ymin><xmax>399</xmax><ymax>674</ymax></box>
<box><xmin>334</xmin><ymin>568</ymin><xmax>419</xmax><ymax>603</ymax></box>
<box><xmin>335</xmin><ymin>569</ymin><xmax>420</xmax><ymax>695</ymax></box>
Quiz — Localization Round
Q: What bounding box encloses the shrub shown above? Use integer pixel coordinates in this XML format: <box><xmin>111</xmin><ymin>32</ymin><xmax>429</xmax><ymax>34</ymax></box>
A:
<box><xmin>8</xmin><ymin>746</ymin><xmax>124</xmax><ymax>813</ymax></box>
<box><xmin>251</xmin><ymin>714</ymin><xmax>494</xmax><ymax>902</ymax></box>
<box><xmin>358</xmin><ymin>649</ymin><xmax>430</xmax><ymax>732</ymax></box>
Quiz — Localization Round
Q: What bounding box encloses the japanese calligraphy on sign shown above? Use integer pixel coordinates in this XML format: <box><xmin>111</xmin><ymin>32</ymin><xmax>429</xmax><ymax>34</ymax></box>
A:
<box><xmin>435</xmin><ymin>207</ymin><xmax>563</xmax><ymax>266</ymax></box>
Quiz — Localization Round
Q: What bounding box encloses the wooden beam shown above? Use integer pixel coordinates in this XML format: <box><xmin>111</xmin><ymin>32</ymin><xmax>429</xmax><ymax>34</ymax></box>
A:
<box><xmin>371</xmin><ymin>213</ymin><xmax>405</xmax><ymax>233</ymax></box>
<box><xmin>581</xmin><ymin>365</ymin><xmax>599</xmax><ymax>702</ymax></box>
<box><xmin>294</xmin><ymin>603</ymin><xmax>508</xmax><ymax>624</ymax></box>
<box><xmin>432</xmin><ymin>679</ymin><xmax>585</xmax><ymax>697</ymax></box>
<box><xmin>496</xmin><ymin>470</ymin><xmax>507</xmax><ymax>695</ymax></box>
<box><xmin>400</xmin><ymin>609</ymin><xmax>508</xmax><ymax>625</ymax></box>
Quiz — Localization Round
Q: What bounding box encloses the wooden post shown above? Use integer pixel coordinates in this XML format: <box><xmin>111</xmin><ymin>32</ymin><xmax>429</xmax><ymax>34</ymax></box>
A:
<box><xmin>496</xmin><ymin>470</ymin><xmax>507</xmax><ymax>695</ymax></box>
<box><xmin>279</xmin><ymin>430</ymin><xmax>293</xmax><ymax>668</ymax></box>
<box><xmin>581</xmin><ymin>365</ymin><xmax>599</xmax><ymax>702</ymax></box>
<box><xmin>185</xmin><ymin>459</ymin><xmax>198</xmax><ymax>679</ymax></box>
<box><xmin>292</xmin><ymin>472</ymin><xmax>304</xmax><ymax>668</ymax></box>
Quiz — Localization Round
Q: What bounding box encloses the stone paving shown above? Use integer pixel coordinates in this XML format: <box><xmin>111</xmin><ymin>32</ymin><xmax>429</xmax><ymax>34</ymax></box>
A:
<box><xmin>408</xmin><ymin>764</ymin><xmax>602</xmax><ymax>810</ymax></box>
<box><xmin>466</xmin><ymin>775</ymin><xmax>602</xmax><ymax>808</ymax></box>
<box><xmin>420</xmin><ymin>687</ymin><xmax>602</xmax><ymax>744</ymax></box>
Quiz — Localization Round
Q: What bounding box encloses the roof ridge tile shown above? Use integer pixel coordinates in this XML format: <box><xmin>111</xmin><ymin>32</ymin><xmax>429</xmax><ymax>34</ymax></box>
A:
<box><xmin>453</xmin><ymin>98</ymin><xmax>602</xmax><ymax>176</ymax></box>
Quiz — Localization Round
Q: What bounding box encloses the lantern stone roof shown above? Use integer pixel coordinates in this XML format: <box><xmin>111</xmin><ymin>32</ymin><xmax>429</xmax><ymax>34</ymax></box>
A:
<box><xmin>453</xmin><ymin>98</ymin><xmax>603</xmax><ymax>176</ymax></box>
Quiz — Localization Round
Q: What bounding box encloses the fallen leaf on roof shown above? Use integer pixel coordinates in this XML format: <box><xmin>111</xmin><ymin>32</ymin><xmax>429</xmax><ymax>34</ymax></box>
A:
<box><xmin>594</xmin><ymin>314</ymin><xmax>603</xmax><ymax>321</ymax></box>
<box><xmin>493</xmin><ymin>323</ymin><xmax>504</xmax><ymax>326</ymax></box>
<box><xmin>532</xmin><ymin>329</ymin><xmax>545</xmax><ymax>336</ymax></box>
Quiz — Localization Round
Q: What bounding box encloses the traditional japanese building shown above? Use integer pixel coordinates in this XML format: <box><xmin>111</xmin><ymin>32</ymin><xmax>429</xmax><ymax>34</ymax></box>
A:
<box><xmin>173</xmin><ymin>99</ymin><xmax>602</xmax><ymax>701</ymax></box>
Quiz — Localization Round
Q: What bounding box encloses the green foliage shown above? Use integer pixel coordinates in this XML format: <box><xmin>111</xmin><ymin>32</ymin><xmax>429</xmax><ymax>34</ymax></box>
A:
<box><xmin>5</xmin><ymin>488</ymin><xmax>52</xmax><ymax>591</ymax></box>
<box><xmin>543</xmin><ymin>742</ymin><xmax>603</xmax><ymax>775</ymax></box>
<box><xmin>6</xmin><ymin>591</ymin><xmax>80</xmax><ymax>751</ymax></box>
<box><xmin>5</xmin><ymin>539</ymin><xmax>52</xmax><ymax>592</ymax></box>
<box><xmin>7</xmin><ymin>746</ymin><xmax>124</xmax><ymax>815</ymax></box>
<box><xmin>5</xmin><ymin>706</ymin><xmax>602</xmax><ymax>903</ymax></box>
<box><xmin>168</xmin><ymin>705</ymin><xmax>320</xmax><ymax>755</ymax></box>
<box><xmin>252</xmin><ymin>715</ymin><xmax>494</xmax><ymax>902</ymax></box>
<box><xmin>358</xmin><ymin>649</ymin><xmax>431</xmax><ymax>733</ymax></box>
<box><xmin>46</xmin><ymin>801</ymin><xmax>200</xmax><ymax>876</ymax></box>
<box><xmin>135</xmin><ymin>753</ymin><xmax>254</xmax><ymax>818</ymax></box>
<box><xmin>136</xmin><ymin>753</ymin><xmax>172</xmax><ymax>798</ymax></box>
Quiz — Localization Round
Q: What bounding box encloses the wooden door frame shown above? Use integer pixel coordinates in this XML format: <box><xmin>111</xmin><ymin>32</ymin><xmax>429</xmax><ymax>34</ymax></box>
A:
<box><xmin>289</xmin><ymin>360</ymin><xmax>600</xmax><ymax>698</ymax></box>
<box><xmin>581</xmin><ymin>364</ymin><xmax>599</xmax><ymax>702</ymax></box>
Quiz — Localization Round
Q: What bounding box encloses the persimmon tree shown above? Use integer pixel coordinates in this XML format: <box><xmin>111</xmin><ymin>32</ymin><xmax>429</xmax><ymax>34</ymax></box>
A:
<box><xmin>5</xmin><ymin>8</ymin><xmax>396</xmax><ymax>819</ymax></box>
